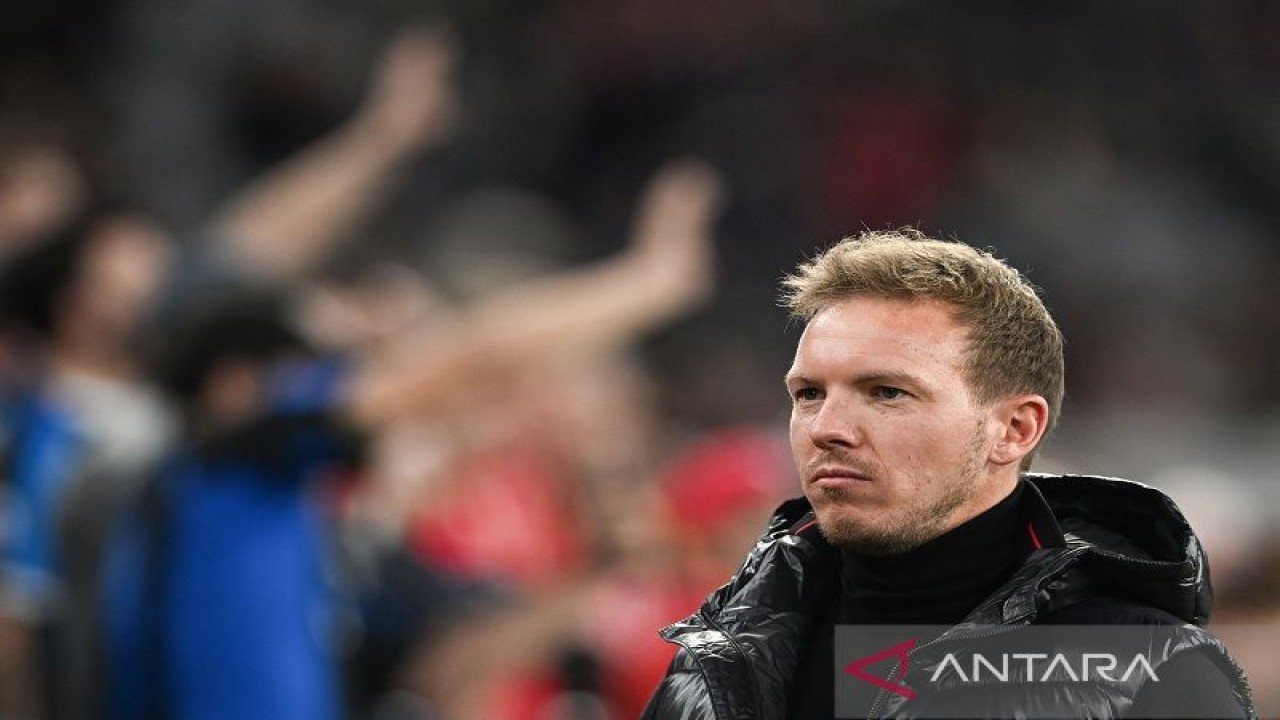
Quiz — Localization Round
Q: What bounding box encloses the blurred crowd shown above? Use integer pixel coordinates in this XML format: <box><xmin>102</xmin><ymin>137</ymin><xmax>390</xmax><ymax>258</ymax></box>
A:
<box><xmin>1</xmin><ymin>1</ymin><xmax>1280</xmax><ymax>718</ymax></box>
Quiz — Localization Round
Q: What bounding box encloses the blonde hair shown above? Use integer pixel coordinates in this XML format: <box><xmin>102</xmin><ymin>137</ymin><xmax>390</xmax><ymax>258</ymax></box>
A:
<box><xmin>781</xmin><ymin>229</ymin><xmax>1064</xmax><ymax>468</ymax></box>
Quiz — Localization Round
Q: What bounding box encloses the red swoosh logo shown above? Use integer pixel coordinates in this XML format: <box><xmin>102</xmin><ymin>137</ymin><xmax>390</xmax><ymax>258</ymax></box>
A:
<box><xmin>844</xmin><ymin>638</ymin><xmax>917</xmax><ymax>700</ymax></box>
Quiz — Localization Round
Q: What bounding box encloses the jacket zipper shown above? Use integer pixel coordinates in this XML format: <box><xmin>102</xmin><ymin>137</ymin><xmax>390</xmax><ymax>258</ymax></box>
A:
<box><xmin>695</xmin><ymin>607</ymin><xmax>769</xmax><ymax>720</ymax></box>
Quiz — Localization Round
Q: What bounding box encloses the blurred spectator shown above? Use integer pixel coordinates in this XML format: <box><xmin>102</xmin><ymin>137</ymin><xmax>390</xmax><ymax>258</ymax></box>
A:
<box><xmin>0</xmin><ymin>23</ymin><xmax>462</xmax><ymax>720</ymax></box>
<box><xmin>0</xmin><ymin>120</ymin><xmax>85</xmax><ymax>259</ymax></box>
<box><xmin>567</xmin><ymin>425</ymin><xmax>793</xmax><ymax>719</ymax></box>
<box><xmin>100</xmin><ymin>159</ymin><xmax>722</xmax><ymax>720</ymax></box>
<box><xmin>0</xmin><ymin>210</ymin><xmax>175</xmax><ymax>719</ymax></box>
<box><xmin>659</xmin><ymin>426</ymin><xmax>793</xmax><ymax>588</ymax></box>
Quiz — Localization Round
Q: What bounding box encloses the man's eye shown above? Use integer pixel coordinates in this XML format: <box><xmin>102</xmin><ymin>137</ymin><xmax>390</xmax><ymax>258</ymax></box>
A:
<box><xmin>793</xmin><ymin>387</ymin><xmax>822</xmax><ymax>402</ymax></box>
<box><xmin>872</xmin><ymin>386</ymin><xmax>908</xmax><ymax>401</ymax></box>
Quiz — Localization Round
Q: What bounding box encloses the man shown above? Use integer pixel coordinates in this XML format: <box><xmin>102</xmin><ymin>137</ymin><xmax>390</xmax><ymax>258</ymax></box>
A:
<box><xmin>0</xmin><ymin>210</ymin><xmax>176</xmax><ymax>720</ymax></box>
<box><xmin>100</xmin><ymin>159</ymin><xmax>722</xmax><ymax>720</ymax></box>
<box><xmin>643</xmin><ymin>229</ymin><xmax>1254</xmax><ymax>719</ymax></box>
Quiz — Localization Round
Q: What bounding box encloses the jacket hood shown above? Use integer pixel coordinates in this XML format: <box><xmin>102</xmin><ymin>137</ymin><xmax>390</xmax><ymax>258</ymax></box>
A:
<box><xmin>1025</xmin><ymin>473</ymin><xmax>1214</xmax><ymax>625</ymax></box>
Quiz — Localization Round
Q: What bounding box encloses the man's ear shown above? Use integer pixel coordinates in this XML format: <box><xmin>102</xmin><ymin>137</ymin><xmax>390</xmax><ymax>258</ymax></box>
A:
<box><xmin>988</xmin><ymin>394</ymin><xmax>1049</xmax><ymax>468</ymax></box>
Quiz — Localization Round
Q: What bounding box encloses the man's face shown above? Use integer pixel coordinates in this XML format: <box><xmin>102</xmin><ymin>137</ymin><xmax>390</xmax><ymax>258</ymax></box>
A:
<box><xmin>786</xmin><ymin>296</ymin><xmax>1004</xmax><ymax>555</ymax></box>
<box><xmin>77</xmin><ymin>215</ymin><xmax>170</xmax><ymax>340</ymax></box>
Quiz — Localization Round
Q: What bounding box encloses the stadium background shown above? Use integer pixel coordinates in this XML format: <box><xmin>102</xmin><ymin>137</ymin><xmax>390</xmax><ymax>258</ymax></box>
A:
<box><xmin>1</xmin><ymin>1</ymin><xmax>1278</xmax><ymax>718</ymax></box>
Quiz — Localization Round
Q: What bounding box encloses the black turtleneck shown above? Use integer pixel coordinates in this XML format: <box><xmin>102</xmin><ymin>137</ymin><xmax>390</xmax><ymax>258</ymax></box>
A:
<box><xmin>787</xmin><ymin>483</ymin><xmax>1038</xmax><ymax>720</ymax></box>
<box><xmin>839</xmin><ymin>481</ymin><xmax>1033</xmax><ymax>626</ymax></box>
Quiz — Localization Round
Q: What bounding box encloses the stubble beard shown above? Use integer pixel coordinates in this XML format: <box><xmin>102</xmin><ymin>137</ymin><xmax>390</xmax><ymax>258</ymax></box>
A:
<box><xmin>815</xmin><ymin>424</ymin><xmax>988</xmax><ymax>556</ymax></box>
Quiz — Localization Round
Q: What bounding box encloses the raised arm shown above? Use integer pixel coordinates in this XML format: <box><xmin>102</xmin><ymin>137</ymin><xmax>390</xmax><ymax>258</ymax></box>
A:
<box><xmin>345</xmin><ymin>160</ymin><xmax>724</xmax><ymax>427</ymax></box>
<box><xmin>466</xmin><ymin>160</ymin><xmax>721</xmax><ymax>353</ymax></box>
<box><xmin>212</xmin><ymin>27</ymin><xmax>457</xmax><ymax>281</ymax></box>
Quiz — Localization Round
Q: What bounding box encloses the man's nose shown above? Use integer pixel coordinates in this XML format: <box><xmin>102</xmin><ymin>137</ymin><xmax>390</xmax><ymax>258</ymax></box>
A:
<box><xmin>807</xmin><ymin>394</ymin><xmax>862</xmax><ymax>449</ymax></box>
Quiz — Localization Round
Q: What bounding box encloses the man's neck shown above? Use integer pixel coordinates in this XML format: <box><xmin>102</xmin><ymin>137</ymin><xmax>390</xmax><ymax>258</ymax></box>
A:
<box><xmin>52</xmin><ymin>330</ymin><xmax>137</xmax><ymax>382</ymax></box>
<box><xmin>838</xmin><ymin>482</ymin><xmax>1034</xmax><ymax>626</ymax></box>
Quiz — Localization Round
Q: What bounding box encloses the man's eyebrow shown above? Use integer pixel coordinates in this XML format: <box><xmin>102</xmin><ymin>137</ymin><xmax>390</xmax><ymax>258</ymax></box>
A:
<box><xmin>783</xmin><ymin>370</ymin><xmax>928</xmax><ymax>388</ymax></box>
<box><xmin>852</xmin><ymin>370</ymin><xmax>930</xmax><ymax>391</ymax></box>
<box><xmin>783</xmin><ymin>372</ymin><xmax>815</xmax><ymax>387</ymax></box>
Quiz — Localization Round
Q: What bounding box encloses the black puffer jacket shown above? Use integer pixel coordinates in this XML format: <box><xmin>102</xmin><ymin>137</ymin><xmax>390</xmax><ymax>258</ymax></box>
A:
<box><xmin>642</xmin><ymin>474</ymin><xmax>1254</xmax><ymax>719</ymax></box>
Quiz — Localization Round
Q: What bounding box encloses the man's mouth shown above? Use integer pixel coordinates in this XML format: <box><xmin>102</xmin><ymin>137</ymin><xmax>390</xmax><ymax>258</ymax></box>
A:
<box><xmin>810</xmin><ymin>465</ymin><xmax>874</xmax><ymax>489</ymax></box>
